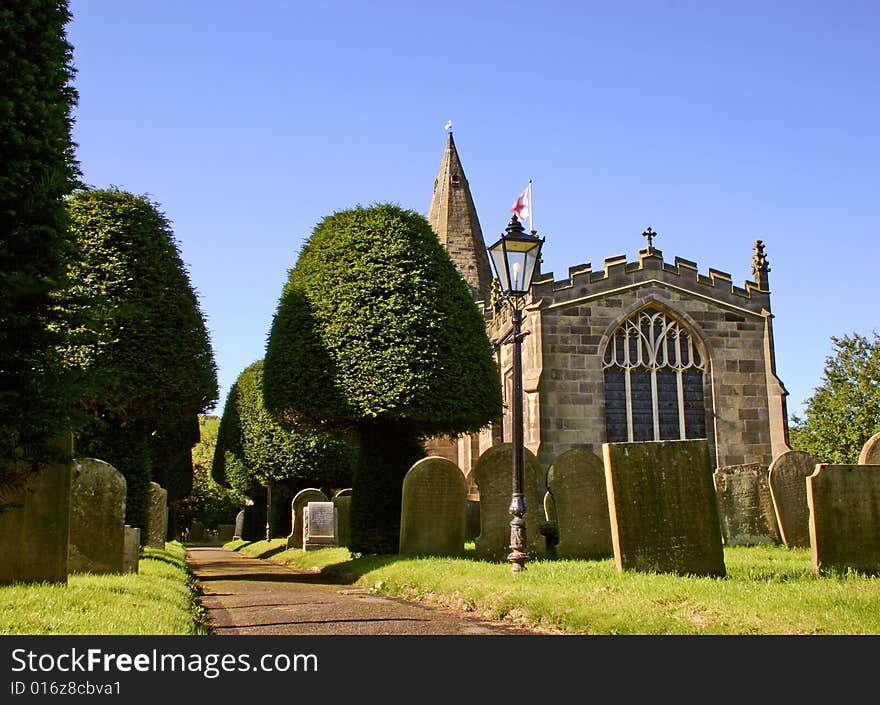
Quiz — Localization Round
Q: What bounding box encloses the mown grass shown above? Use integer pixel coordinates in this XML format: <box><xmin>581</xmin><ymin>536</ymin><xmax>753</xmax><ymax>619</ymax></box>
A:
<box><xmin>0</xmin><ymin>542</ymin><xmax>210</xmax><ymax>635</ymax></box>
<box><xmin>225</xmin><ymin>540</ymin><xmax>880</xmax><ymax>635</ymax></box>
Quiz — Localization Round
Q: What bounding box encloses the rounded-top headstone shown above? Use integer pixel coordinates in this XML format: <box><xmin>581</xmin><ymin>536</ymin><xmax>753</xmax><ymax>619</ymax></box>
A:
<box><xmin>399</xmin><ymin>457</ymin><xmax>467</xmax><ymax>557</ymax></box>
<box><xmin>768</xmin><ymin>450</ymin><xmax>820</xmax><ymax>548</ymax></box>
<box><xmin>287</xmin><ymin>488</ymin><xmax>328</xmax><ymax>549</ymax></box>
<box><xmin>858</xmin><ymin>432</ymin><xmax>880</xmax><ymax>465</ymax></box>
<box><xmin>69</xmin><ymin>458</ymin><xmax>127</xmax><ymax>574</ymax></box>
<box><xmin>472</xmin><ymin>443</ymin><xmax>546</xmax><ymax>561</ymax></box>
<box><xmin>147</xmin><ymin>482</ymin><xmax>168</xmax><ymax>549</ymax></box>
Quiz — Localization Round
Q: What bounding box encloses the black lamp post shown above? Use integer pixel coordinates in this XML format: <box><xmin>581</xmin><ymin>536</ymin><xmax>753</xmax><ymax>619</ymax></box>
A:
<box><xmin>487</xmin><ymin>213</ymin><xmax>544</xmax><ymax>574</ymax></box>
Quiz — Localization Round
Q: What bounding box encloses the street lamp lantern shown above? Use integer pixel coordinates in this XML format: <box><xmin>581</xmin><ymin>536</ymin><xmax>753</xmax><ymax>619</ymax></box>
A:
<box><xmin>487</xmin><ymin>213</ymin><xmax>544</xmax><ymax>575</ymax></box>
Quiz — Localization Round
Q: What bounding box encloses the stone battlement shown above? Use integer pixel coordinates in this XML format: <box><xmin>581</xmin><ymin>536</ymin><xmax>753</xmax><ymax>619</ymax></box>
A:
<box><xmin>530</xmin><ymin>247</ymin><xmax>771</xmax><ymax>314</ymax></box>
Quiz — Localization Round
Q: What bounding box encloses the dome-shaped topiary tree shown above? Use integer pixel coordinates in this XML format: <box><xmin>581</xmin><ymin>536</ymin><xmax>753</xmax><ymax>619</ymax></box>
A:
<box><xmin>66</xmin><ymin>188</ymin><xmax>219</xmax><ymax>535</ymax></box>
<box><xmin>263</xmin><ymin>203</ymin><xmax>502</xmax><ymax>553</ymax></box>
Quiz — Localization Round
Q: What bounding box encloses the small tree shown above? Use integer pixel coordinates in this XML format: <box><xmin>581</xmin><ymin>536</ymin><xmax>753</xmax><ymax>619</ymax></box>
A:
<box><xmin>66</xmin><ymin>189</ymin><xmax>219</xmax><ymax>534</ymax></box>
<box><xmin>0</xmin><ymin>0</ymin><xmax>81</xmax><ymax>482</ymax></box>
<box><xmin>213</xmin><ymin>360</ymin><xmax>357</xmax><ymax>535</ymax></box>
<box><xmin>790</xmin><ymin>331</ymin><xmax>880</xmax><ymax>464</ymax></box>
<box><xmin>263</xmin><ymin>204</ymin><xmax>502</xmax><ymax>553</ymax></box>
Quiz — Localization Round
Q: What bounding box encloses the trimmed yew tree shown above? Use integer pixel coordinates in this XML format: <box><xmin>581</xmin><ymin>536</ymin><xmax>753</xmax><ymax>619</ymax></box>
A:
<box><xmin>263</xmin><ymin>204</ymin><xmax>502</xmax><ymax>553</ymax></box>
<box><xmin>66</xmin><ymin>189</ymin><xmax>218</xmax><ymax>534</ymax></box>
<box><xmin>213</xmin><ymin>359</ymin><xmax>357</xmax><ymax>536</ymax></box>
<box><xmin>1</xmin><ymin>0</ymin><xmax>81</xmax><ymax>480</ymax></box>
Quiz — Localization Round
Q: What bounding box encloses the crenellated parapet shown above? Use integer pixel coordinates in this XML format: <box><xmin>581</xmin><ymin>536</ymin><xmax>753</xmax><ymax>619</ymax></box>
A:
<box><xmin>529</xmin><ymin>245</ymin><xmax>772</xmax><ymax>316</ymax></box>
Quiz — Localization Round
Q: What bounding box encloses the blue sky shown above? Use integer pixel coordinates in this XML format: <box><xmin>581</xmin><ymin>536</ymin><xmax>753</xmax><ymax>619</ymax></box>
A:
<box><xmin>65</xmin><ymin>1</ymin><xmax>879</xmax><ymax>420</ymax></box>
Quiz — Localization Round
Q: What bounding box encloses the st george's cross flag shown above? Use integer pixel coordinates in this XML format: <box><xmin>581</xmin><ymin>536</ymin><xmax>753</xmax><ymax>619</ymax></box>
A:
<box><xmin>511</xmin><ymin>181</ymin><xmax>532</xmax><ymax>227</ymax></box>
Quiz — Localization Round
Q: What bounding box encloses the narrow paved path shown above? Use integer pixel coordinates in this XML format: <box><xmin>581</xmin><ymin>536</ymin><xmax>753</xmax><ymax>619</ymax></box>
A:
<box><xmin>187</xmin><ymin>547</ymin><xmax>542</xmax><ymax>635</ymax></box>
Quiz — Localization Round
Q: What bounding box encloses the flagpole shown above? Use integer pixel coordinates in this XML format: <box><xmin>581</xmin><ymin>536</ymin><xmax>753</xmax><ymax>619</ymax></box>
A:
<box><xmin>528</xmin><ymin>179</ymin><xmax>534</xmax><ymax>234</ymax></box>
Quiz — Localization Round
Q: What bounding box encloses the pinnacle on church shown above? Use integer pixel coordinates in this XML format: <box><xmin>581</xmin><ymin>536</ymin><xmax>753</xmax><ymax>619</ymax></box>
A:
<box><xmin>427</xmin><ymin>131</ymin><xmax>494</xmax><ymax>302</ymax></box>
<box><xmin>752</xmin><ymin>240</ymin><xmax>770</xmax><ymax>290</ymax></box>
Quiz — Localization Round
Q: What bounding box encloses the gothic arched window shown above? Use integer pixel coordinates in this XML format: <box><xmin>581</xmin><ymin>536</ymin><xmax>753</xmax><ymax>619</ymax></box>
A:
<box><xmin>602</xmin><ymin>306</ymin><xmax>707</xmax><ymax>443</ymax></box>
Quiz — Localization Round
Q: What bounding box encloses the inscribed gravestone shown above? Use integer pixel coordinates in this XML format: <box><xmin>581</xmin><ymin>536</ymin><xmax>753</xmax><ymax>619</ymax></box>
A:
<box><xmin>287</xmin><ymin>488</ymin><xmax>328</xmax><ymax>549</ymax></box>
<box><xmin>859</xmin><ymin>432</ymin><xmax>880</xmax><ymax>465</ymax></box>
<box><xmin>547</xmin><ymin>448</ymin><xmax>613</xmax><ymax>559</ymax></box>
<box><xmin>123</xmin><ymin>525</ymin><xmax>140</xmax><ymax>574</ymax></box>
<box><xmin>332</xmin><ymin>491</ymin><xmax>351</xmax><ymax>548</ymax></box>
<box><xmin>399</xmin><ymin>457</ymin><xmax>467</xmax><ymax>557</ymax></box>
<box><xmin>767</xmin><ymin>450</ymin><xmax>819</xmax><ymax>548</ymax></box>
<box><xmin>472</xmin><ymin>443</ymin><xmax>546</xmax><ymax>561</ymax></box>
<box><xmin>0</xmin><ymin>433</ymin><xmax>73</xmax><ymax>585</ymax></box>
<box><xmin>147</xmin><ymin>482</ymin><xmax>168</xmax><ymax>549</ymax></box>
<box><xmin>713</xmin><ymin>463</ymin><xmax>781</xmax><ymax>546</ymax></box>
<box><xmin>233</xmin><ymin>509</ymin><xmax>245</xmax><ymax>540</ymax></box>
<box><xmin>808</xmin><ymin>464</ymin><xmax>880</xmax><ymax>575</ymax></box>
<box><xmin>603</xmin><ymin>439</ymin><xmax>726</xmax><ymax>577</ymax></box>
<box><xmin>303</xmin><ymin>501</ymin><xmax>337</xmax><ymax>550</ymax></box>
<box><xmin>69</xmin><ymin>458</ymin><xmax>127</xmax><ymax>574</ymax></box>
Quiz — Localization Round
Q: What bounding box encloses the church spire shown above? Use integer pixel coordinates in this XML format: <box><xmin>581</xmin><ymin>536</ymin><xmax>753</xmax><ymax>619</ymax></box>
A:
<box><xmin>427</xmin><ymin>130</ymin><xmax>494</xmax><ymax>303</ymax></box>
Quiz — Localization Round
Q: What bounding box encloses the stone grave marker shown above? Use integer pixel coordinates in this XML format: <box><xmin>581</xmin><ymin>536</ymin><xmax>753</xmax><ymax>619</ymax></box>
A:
<box><xmin>858</xmin><ymin>432</ymin><xmax>880</xmax><ymax>465</ymax></box>
<box><xmin>399</xmin><ymin>457</ymin><xmax>467</xmax><ymax>557</ymax></box>
<box><xmin>303</xmin><ymin>501</ymin><xmax>337</xmax><ymax>550</ymax></box>
<box><xmin>188</xmin><ymin>520</ymin><xmax>207</xmax><ymax>542</ymax></box>
<box><xmin>808</xmin><ymin>464</ymin><xmax>880</xmax><ymax>575</ymax></box>
<box><xmin>713</xmin><ymin>463</ymin><xmax>781</xmax><ymax>546</ymax></box>
<box><xmin>332</xmin><ymin>490</ymin><xmax>351</xmax><ymax>549</ymax></box>
<box><xmin>287</xmin><ymin>488</ymin><xmax>328</xmax><ymax>549</ymax></box>
<box><xmin>0</xmin><ymin>433</ymin><xmax>73</xmax><ymax>585</ymax></box>
<box><xmin>233</xmin><ymin>509</ymin><xmax>245</xmax><ymax>540</ymax></box>
<box><xmin>472</xmin><ymin>443</ymin><xmax>546</xmax><ymax>561</ymax></box>
<box><xmin>767</xmin><ymin>450</ymin><xmax>819</xmax><ymax>548</ymax></box>
<box><xmin>69</xmin><ymin>458</ymin><xmax>127</xmax><ymax>574</ymax></box>
<box><xmin>547</xmin><ymin>448</ymin><xmax>613</xmax><ymax>559</ymax></box>
<box><xmin>603</xmin><ymin>439</ymin><xmax>726</xmax><ymax>577</ymax></box>
<box><xmin>146</xmin><ymin>482</ymin><xmax>168</xmax><ymax>549</ymax></box>
<box><xmin>123</xmin><ymin>525</ymin><xmax>140</xmax><ymax>573</ymax></box>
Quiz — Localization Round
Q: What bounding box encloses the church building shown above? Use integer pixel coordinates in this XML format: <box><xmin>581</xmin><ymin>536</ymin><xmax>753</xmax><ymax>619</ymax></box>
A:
<box><xmin>424</xmin><ymin>131</ymin><xmax>791</xmax><ymax>489</ymax></box>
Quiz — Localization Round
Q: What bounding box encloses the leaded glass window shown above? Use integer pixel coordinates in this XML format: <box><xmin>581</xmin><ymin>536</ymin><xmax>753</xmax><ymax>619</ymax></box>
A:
<box><xmin>602</xmin><ymin>307</ymin><xmax>706</xmax><ymax>442</ymax></box>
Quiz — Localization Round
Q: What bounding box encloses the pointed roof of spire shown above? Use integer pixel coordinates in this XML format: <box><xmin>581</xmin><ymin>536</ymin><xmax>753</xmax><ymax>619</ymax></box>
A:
<box><xmin>427</xmin><ymin>131</ymin><xmax>493</xmax><ymax>303</ymax></box>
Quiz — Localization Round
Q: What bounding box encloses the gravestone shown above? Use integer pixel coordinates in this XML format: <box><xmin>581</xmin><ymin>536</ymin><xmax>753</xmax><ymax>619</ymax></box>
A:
<box><xmin>188</xmin><ymin>520</ymin><xmax>207</xmax><ymax>542</ymax></box>
<box><xmin>858</xmin><ymin>432</ymin><xmax>880</xmax><ymax>465</ymax></box>
<box><xmin>465</xmin><ymin>500</ymin><xmax>481</xmax><ymax>542</ymax></box>
<box><xmin>807</xmin><ymin>464</ymin><xmax>880</xmax><ymax>575</ymax></box>
<box><xmin>146</xmin><ymin>482</ymin><xmax>168</xmax><ymax>549</ymax></box>
<box><xmin>287</xmin><ymin>488</ymin><xmax>328</xmax><ymax>549</ymax></box>
<box><xmin>123</xmin><ymin>525</ymin><xmax>140</xmax><ymax>574</ymax></box>
<box><xmin>472</xmin><ymin>443</ymin><xmax>546</xmax><ymax>561</ymax></box>
<box><xmin>0</xmin><ymin>433</ymin><xmax>73</xmax><ymax>585</ymax></box>
<box><xmin>713</xmin><ymin>463</ymin><xmax>781</xmax><ymax>546</ymax></box>
<box><xmin>217</xmin><ymin>523</ymin><xmax>235</xmax><ymax>543</ymax></box>
<box><xmin>332</xmin><ymin>491</ymin><xmax>351</xmax><ymax>549</ymax></box>
<box><xmin>603</xmin><ymin>439</ymin><xmax>726</xmax><ymax>577</ymax></box>
<box><xmin>399</xmin><ymin>457</ymin><xmax>467</xmax><ymax>557</ymax></box>
<box><xmin>233</xmin><ymin>510</ymin><xmax>245</xmax><ymax>540</ymax></box>
<box><xmin>303</xmin><ymin>501</ymin><xmax>338</xmax><ymax>550</ymax></box>
<box><xmin>547</xmin><ymin>448</ymin><xmax>613</xmax><ymax>559</ymax></box>
<box><xmin>767</xmin><ymin>450</ymin><xmax>819</xmax><ymax>548</ymax></box>
<box><xmin>69</xmin><ymin>458</ymin><xmax>127</xmax><ymax>574</ymax></box>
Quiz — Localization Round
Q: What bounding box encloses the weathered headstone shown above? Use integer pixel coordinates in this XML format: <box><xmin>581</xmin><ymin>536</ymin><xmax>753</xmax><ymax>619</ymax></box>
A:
<box><xmin>69</xmin><ymin>458</ymin><xmax>127</xmax><ymax>574</ymax></box>
<box><xmin>146</xmin><ymin>482</ymin><xmax>168</xmax><ymax>549</ymax></box>
<box><xmin>399</xmin><ymin>457</ymin><xmax>467</xmax><ymax>557</ymax></box>
<box><xmin>603</xmin><ymin>439</ymin><xmax>726</xmax><ymax>577</ymax></box>
<box><xmin>233</xmin><ymin>509</ymin><xmax>245</xmax><ymax>540</ymax></box>
<box><xmin>332</xmin><ymin>491</ymin><xmax>351</xmax><ymax>549</ymax></box>
<box><xmin>713</xmin><ymin>463</ymin><xmax>781</xmax><ymax>546</ymax></box>
<box><xmin>808</xmin><ymin>464</ymin><xmax>880</xmax><ymax>575</ymax></box>
<box><xmin>303</xmin><ymin>501</ymin><xmax>338</xmax><ymax>550</ymax></box>
<box><xmin>123</xmin><ymin>525</ymin><xmax>140</xmax><ymax>574</ymax></box>
<box><xmin>472</xmin><ymin>443</ymin><xmax>546</xmax><ymax>561</ymax></box>
<box><xmin>287</xmin><ymin>488</ymin><xmax>328</xmax><ymax>549</ymax></box>
<box><xmin>547</xmin><ymin>448</ymin><xmax>613</xmax><ymax>559</ymax></box>
<box><xmin>217</xmin><ymin>523</ymin><xmax>235</xmax><ymax>543</ymax></box>
<box><xmin>858</xmin><ymin>432</ymin><xmax>880</xmax><ymax>465</ymax></box>
<box><xmin>767</xmin><ymin>450</ymin><xmax>819</xmax><ymax>548</ymax></box>
<box><xmin>0</xmin><ymin>433</ymin><xmax>73</xmax><ymax>585</ymax></box>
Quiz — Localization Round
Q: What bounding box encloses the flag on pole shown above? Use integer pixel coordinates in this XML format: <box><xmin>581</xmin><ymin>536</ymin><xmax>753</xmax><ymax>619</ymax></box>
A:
<box><xmin>511</xmin><ymin>180</ymin><xmax>533</xmax><ymax>231</ymax></box>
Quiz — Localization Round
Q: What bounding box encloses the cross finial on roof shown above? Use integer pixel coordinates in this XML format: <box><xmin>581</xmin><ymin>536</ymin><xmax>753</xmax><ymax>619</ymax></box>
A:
<box><xmin>642</xmin><ymin>227</ymin><xmax>657</xmax><ymax>253</ymax></box>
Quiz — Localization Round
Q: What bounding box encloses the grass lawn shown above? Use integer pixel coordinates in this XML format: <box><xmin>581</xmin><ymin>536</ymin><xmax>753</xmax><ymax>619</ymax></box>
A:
<box><xmin>0</xmin><ymin>542</ymin><xmax>209</xmax><ymax>635</ymax></box>
<box><xmin>226</xmin><ymin>539</ymin><xmax>880</xmax><ymax>635</ymax></box>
